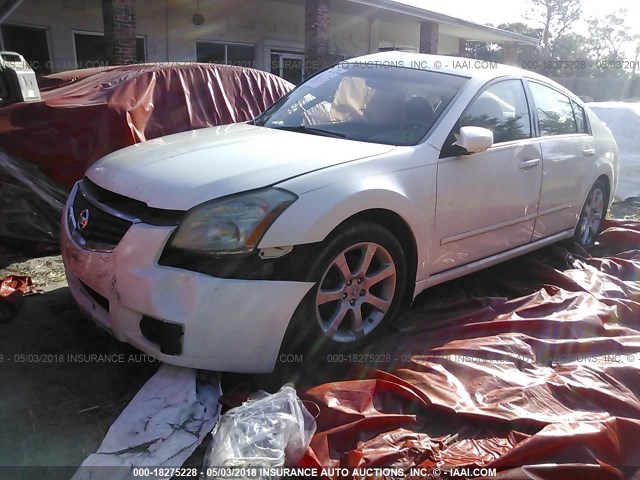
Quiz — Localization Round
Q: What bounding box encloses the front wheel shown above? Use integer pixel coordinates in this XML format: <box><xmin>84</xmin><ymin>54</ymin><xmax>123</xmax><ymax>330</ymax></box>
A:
<box><xmin>575</xmin><ymin>179</ymin><xmax>608</xmax><ymax>246</ymax></box>
<box><xmin>281</xmin><ymin>221</ymin><xmax>407</xmax><ymax>355</ymax></box>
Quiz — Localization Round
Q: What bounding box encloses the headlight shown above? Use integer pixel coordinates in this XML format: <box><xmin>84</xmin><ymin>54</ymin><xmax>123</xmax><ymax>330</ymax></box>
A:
<box><xmin>170</xmin><ymin>188</ymin><xmax>297</xmax><ymax>254</ymax></box>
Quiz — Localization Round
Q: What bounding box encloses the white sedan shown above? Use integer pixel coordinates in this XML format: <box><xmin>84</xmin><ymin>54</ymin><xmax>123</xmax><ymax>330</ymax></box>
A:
<box><xmin>61</xmin><ymin>52</ymin><xmax>618</xmax><ymax>373</ymax></box>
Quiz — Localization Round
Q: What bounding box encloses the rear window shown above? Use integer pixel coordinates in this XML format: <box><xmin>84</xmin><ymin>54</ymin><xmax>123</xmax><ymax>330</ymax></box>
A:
<box><xmin>1</xmin><ymin>53</ymin><xmax>22</xmax><ymax>62</ymax></box>
<box><xmin>529</xmin><ymin>81</ymin><xmax>578</xmax><ymax>136</ymax></box>
<box><xmin>571</xmin><ymin>100</ymin><xmax>590</xmax><ymax>134</ymax></box>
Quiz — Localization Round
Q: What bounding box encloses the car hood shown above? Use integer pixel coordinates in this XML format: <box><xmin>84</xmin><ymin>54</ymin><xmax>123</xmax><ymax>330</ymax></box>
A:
<box><xmin>86</xmin><ymin>123</ymin><xmax>395</xmax><ymax>210</ymax></box>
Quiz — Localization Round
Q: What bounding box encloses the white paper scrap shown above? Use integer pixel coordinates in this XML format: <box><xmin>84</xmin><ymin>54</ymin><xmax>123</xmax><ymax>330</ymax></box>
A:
<box><xmin>71</xmin><ymin>364</ymin><xmax>222</xmax><ymax>480</ymax></box>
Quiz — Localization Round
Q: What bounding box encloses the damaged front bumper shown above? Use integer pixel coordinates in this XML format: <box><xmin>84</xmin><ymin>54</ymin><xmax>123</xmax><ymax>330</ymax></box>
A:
<box><xmin>61</xmin><ymin>184</ymin><xmax>313</xmax><ymax>373</ymax></box>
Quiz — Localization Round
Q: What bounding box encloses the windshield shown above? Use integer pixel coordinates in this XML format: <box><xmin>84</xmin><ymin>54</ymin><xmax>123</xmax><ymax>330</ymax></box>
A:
<box><xmin>255</xmin><ymin>63</ymin><xmax>468</xmax><ymax>146</ymax></box>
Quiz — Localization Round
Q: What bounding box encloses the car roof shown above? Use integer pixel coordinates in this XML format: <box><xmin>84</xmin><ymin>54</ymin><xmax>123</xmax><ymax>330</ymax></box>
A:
<box><xmin>344</xmin><ymin>52</ymin><xmax>579</xmax><ymax>101</ymax></box>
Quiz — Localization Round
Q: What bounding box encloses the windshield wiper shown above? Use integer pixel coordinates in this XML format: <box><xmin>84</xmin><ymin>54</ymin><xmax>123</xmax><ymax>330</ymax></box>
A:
<box><xmin>269</xmin><ymin>125</ymin><xmax>346</xmax><ymax>138</ymax></box>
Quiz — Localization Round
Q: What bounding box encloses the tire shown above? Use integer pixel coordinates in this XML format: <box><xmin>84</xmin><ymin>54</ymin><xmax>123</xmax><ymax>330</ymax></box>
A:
<box><xmin>281</xmin><ymin>221</ymin><xmax>407</xmax><ymax>357</ymax></box>
<box><xmin>574</xmin><ymin>179</ymin><xmax>608</xmax><ymax>246</ymax></box>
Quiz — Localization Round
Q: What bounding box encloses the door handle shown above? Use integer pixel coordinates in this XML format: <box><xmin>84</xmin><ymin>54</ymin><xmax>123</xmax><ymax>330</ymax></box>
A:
<box><xmin>583</xmin><ymin>147</ymin><xmax>596</xmax><ymax>156</ymax></box>
<box><xmin>519</xmin><ymin>159</ymin><xmax>541</xmax><ymax>170</ymax></box>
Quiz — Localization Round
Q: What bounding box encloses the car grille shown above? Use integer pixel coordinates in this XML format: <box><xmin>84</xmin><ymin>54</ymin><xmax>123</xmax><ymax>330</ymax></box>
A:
<box><xmin>68</xmin><ymin>179</ymin><xmax>183</xmax><ymax>251</ymax></box>
<box><xmin>70</xmin><ymin>184</ymin><xmax>134</xmax><ymax>250</ymax></box>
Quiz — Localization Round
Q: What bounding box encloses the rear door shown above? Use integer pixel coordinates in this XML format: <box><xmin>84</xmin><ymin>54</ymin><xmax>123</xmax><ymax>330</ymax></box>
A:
<box><xmin>526</xmin><ymin>80</ymin><xmax>594</xmax><ymax>239</ymax></box>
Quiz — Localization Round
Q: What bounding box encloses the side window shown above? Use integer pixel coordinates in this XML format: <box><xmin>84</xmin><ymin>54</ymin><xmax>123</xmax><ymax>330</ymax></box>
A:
<box><xmin>528</xmin><ymin>82</ymin><xmax>578</xmax><ymax>136</ymax></box>
<box><xmin>571</xmin><ymin>100</ymin><xmax>590</xmax><ymax>134</ymax></box>
<box><xmin>460</xmin><ymin>79</ymin><xmax>531</xmax><ymax>144</ymax></box>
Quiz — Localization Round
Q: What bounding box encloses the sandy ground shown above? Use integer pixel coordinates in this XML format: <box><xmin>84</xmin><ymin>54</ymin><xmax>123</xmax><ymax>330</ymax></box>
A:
<box><xmin>0</xmin><ymin>198</ymin><xmax>638</xmax><ymax>479</ymax></box>
<box><xmin>0</xmin><ymin>254</ymin><xmax>66</xmax><ymax>289</ymax></box>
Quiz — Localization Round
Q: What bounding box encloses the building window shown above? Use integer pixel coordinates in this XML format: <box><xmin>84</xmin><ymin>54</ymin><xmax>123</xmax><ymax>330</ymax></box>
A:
<box><xmin>270</xmin><ymin>50</ymin><xmax>304</xmax><ymax>84</ymax></box>
<box><xmin>378</xmin><ymin>42</ymin><xmax>417</xmax><ymax>53</ymax></box>
<box><xmin>328</xmin><ymin>53</ymin><xmax>352</xmax><ymax>64</ymax></box>
<box><xmin>196</xmin><ymin>41</ymin><xmax>255</xmax><ymax>68</ymax></box>
<box><xmin>0</xmin><ymin>24</ymin><xmax>51</xmax><ymax>75</ymax></box>
<box><xmin>73</xmin><ymin>32</ymin><xmax>146</xmax><ymax>69</ymax></box>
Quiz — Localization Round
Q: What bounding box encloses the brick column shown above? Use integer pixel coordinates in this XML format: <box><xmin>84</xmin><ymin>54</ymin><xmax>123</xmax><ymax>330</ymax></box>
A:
<box><xmin>419</xmin><ymin>21</ymin><xmax>439</xmax><ymax>54</ymax></box>
<box><xmin>502</xmin><ymin>41</ymin><xmax>518</xmax><ymax>66</ymax></box>
<box><xmin>458</xmin><ymin>38</ymin><xmax>467</xmax><ymax>57</ymax></box>
<box><xmin>102</xmin><ymin>0</ymin><xmax>137</xmax><ymax>66</ymax></box>
<box><xmin>305</xmin><ymin>0</ymin><xmax>330</xmax><ymax>77</ymax></box>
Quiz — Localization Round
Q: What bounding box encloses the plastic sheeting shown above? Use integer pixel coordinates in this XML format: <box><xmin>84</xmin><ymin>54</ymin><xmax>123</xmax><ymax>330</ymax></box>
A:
<box><xmin>0</xmin><ymin>149</ymin><xmax>69</xmax><ymax>242</ymax></box>
<box><xmin>205</xmin><ymin>384</ymin><xmax>316</xmax><ymax>478</ymax></box>
<box><xmin>589</xmin><ymin>102</ymin><xmax>640</xmax><ymax>201</ymax></box>
<box><xmin>298</xmin><ymin>220</ymin><xmax>640</xmax><ymax>479</ymax></box>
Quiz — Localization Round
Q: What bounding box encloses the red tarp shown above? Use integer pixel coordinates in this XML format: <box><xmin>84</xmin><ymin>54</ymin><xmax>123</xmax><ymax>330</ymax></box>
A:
<box><xmin>0</xmin><ymin>274</ymin><xmax>35</xmax><ymax>322</ymax></box>
<box><xmin>297</xmin><ymin>219</ymin><xmax>640</xmax><ymax>479</ymax></box>
<box><xmin>0</xmin><ymin>63</ymin><xmax>293</xmax><ymax>189</ymax></box>
<box><xmin>0</xmin><ymin>63</ymin><xmax>293</xmax><ymax>242</ymax></box>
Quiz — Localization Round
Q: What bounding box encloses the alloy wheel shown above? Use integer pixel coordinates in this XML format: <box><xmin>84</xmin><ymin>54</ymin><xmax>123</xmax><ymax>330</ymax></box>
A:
<box><xmin>578</xmin><ymin>187</ymin><xmax>604</xmax><ymax>246</ymax></box>
<box><xmin>315</xmin><ymin>242</ymin><xmax>397</xmax><ymax>343</ymax></box>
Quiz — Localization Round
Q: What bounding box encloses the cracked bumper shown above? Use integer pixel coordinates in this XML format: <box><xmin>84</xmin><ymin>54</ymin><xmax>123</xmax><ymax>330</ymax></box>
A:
<box><xmin>61</xmin><ymin>199</ymin><xmax>313</xmax><ymax>373</ymax></box>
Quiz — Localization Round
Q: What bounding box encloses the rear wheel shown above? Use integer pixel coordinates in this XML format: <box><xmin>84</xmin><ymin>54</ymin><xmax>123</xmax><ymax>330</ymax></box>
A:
<box><xmin>575</xmin><ymin>179</ymin><xmax>608</xmax><ymax>246</ymax></box>
<box><xmin>281</xmin><ymin>221</ymin><xmax>407</xmax><ymax>356</ymax></box>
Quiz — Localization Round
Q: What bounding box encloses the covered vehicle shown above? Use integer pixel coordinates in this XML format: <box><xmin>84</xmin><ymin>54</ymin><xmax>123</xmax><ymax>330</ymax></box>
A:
<box><xmin>588</xmin><ymin>101</ymin><xmax>640</xmax><ymax>201</ymax></box>
<box><xmin>0</xmin><ymin>63</ymin><xmax>294</xmax><ymax>242</ymax></box>
<box><xmin>61</xmin><ymin>52</ymin><xmax>618</xmax><ymax>373</ymax></box>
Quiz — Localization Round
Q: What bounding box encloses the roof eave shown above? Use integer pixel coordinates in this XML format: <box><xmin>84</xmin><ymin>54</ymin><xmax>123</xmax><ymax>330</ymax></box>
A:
<box><xmin>346</xmin><ymin>0</ymin><xmax>538</xmax><ymax>46</ymax></box>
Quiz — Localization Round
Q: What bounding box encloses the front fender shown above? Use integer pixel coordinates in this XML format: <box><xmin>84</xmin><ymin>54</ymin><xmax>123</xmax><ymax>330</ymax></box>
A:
<box><xmin>259</xmin><ymin>166</ymin><xmax>436</xmax><ymax>281</ymax></box>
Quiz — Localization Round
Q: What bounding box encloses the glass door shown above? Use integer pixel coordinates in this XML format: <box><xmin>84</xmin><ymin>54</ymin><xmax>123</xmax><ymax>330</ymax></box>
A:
<box><xmin>270</xmin><ymin>51</ymin><xmax>304</xmax><ymax>84</ymax></box>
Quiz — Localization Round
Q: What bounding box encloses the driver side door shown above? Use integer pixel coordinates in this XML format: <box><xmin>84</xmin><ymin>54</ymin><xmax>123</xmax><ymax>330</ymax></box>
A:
<box><xmin>431</xmin><ymin>78</ymin><xmax>542</xmax><ymax>274</ymax></box>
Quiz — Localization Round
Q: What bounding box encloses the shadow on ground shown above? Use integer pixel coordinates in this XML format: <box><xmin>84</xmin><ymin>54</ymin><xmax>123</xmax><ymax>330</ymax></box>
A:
<box><xmin>0</xmin><ymin>284</ymin><xmax>158</xmax><ymax>479</ymax></box>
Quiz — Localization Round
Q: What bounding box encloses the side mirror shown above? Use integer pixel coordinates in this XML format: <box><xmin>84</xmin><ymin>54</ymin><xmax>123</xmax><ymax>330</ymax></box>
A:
<box><xmin>455</xmin><ymin>126</ymin><xmax>493</xmax><ymax>154</ymax></box>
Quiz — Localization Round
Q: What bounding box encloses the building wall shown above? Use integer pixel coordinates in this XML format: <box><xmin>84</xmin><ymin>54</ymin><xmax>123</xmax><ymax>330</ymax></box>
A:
<box><xmin>3</xmin><ymin>0</ymin><xmax>466</xmax><ymax>73</ymax></box>
<box><xmin>162</xmin><ymin>0</ymin><xmax>381</xmax><ymax>67</ymax></box>
<box><xmin>2</xmin><ymin>0</ymin><xmax>166</xmax><ymax>70</ymax></box>
<box><xmin>437</xmin><ymin>33</ymin><xmax>460</xmax><ymax>55</ymax></box>
<box><xmin>377</xmin><ymin>19</ymin><xmax>419</xmax><ymax>51</ymax></box>
<box><xmin>166</xmin><ymin>0</ymin><xmax>305</xmax><ymax>69</ymax></box>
